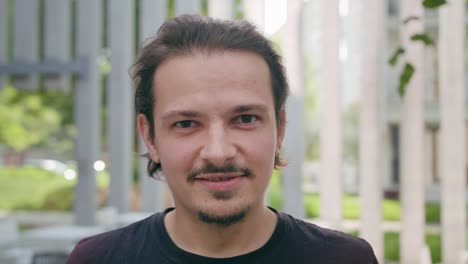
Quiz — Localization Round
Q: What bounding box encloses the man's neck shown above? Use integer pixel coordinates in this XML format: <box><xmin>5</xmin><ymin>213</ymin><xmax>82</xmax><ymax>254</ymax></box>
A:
<box><xmin>164</xmin><ymin>204</ymin><xmax>277</xmax><ymax>258</ymax></box>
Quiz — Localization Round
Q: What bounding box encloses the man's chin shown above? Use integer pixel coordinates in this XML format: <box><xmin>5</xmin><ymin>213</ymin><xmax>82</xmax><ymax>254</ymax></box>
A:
<box><xmin>196</xmin><ymin>206</ymin><xmax>250</xmax><ymax>227</ymax></box>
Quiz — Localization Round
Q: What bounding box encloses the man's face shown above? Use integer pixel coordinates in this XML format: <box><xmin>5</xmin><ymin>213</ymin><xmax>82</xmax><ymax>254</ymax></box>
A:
<box><xmin>139</xmin><ymin>50</ymin><xmax>285</xmax><ymax>225</ymax></box>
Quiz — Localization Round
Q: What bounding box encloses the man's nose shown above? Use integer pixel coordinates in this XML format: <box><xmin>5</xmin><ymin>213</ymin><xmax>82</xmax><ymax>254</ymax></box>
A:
<box><xmin>199</xmin><ymin>125</ymin><xmax>236</xmax><ymax>166</ymax></box>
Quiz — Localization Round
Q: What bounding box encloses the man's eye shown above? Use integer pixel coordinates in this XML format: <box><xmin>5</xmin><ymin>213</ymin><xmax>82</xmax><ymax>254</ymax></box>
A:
<box><xmin>175</xmin><ymin>120</ymin><xmax>196</xmax><ymax>128</ymax></box>
<box><xmin>236</xmin><ymin>115</ymin><xmax>257</xmax><ymax>124</ymax></box>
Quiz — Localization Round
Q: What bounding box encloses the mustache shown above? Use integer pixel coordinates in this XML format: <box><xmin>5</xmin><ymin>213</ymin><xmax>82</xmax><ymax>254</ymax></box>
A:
<box><xmin>187</xmin><ymin>163</ymin><xmax>253</xmax><ymax>182</ymax></box>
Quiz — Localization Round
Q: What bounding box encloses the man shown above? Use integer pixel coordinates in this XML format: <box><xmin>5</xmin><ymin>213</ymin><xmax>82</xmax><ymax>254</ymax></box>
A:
<box><xmin>67</xmin><ymin>14</ymin><xmax>378</xmax><ymax>263</ymax></box>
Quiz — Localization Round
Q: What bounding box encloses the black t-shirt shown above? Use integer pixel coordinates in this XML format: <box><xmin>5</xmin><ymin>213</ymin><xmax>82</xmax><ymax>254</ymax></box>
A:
<box><xmin>66</xmin><ymin>207</ymin><xmax>378</xmax><ymax>263</ymax></box>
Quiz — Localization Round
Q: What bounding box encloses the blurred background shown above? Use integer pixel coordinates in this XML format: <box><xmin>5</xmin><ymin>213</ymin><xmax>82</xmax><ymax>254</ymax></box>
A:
<box><xmin>0</xmin><ymin>0</ymin><xmax>466</xmax><ymax>263</ymax></box>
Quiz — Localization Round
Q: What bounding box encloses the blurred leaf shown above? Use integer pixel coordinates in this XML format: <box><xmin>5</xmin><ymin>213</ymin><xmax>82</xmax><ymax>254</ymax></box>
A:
<box><xmin>389</xmin><ymin>47</ymin><xmax>405</xmax><ymax>66</ymax></box>
<box><xmin>423</xmin><ymin>0</ymin><xmax>447</xmax><ymax>8</ymax></box>
<box><xmin>0</xmin><ymin>86</ymin><xmax>62</xmax><ymax>152</ymax></box>
<box><xmin>398</xmin><ymin>63</ymin><xmax>415</xmax><ymax>97</ymax></box>
<box><xmin>403</xmin><ymin>16</ymin><xmax>420</xmax><ymax>24</ymax></box>
<box><xmin>411</xmin><ymin>33</ymin><xmax>434</xmax><ymax>46</ymax></box>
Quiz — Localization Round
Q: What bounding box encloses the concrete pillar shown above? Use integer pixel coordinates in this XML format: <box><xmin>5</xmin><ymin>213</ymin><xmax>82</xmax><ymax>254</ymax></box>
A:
<box><xmin>424</xmin><ymin>131</ymin><xmax>434</xmax><ymax>185</ymax></box>
<box><xmin>244</xmin><ymin>0</ymin><xmax>265</xmax><ymax>33</ymax></box>
<box><xmin>208</xmin><ymin>0</ymin><xmax>234</xmax><ymax>20</ymax></box>
<box><xmin>44</xmin><ymin>0</ymin><xmax>72</xmax><ymax>91</ymax></box>
<box><xmin>175</xmin><ymin>0</ymin><xmax>201</xmax><ymax>15</ymax></box>
<box><xmin>138</xmin><ymin>0</ymin><xmax>167</xmax><ymax>213</ymax></box>
<box><xmin>360</xmin><ymin>0</ymin><xmax>384</xmax><ymax>261</ymax></box>
<box><xmin>399</xmin><ymin>1</ymin><xmax>425</xmax><ymax>263</ymax></box>
<box><xmin>439</xmin><ymin>0</ymin><xmax>466</xmax><ymax>262</ymax></box>
<box><xmin>75</xmin><ymin>0</ymin><xmax>102</xmax><ymax>225</ymax></box>
<box><xmin>12</xmin><ymin>0</ymin><xmax>39</xmax><ymax>90</ymax></box>
<box><xmin>319</xmin><ymin>0</ymin><xmax>342</xmax><ymax>228</ymax></box>
<box><xmin>281</xmin><ymin>0</ymin><xmax>305</xmax><ymax>219</ymax></box>
<box><xmin>108</xmin><ymin>0</ymin><xmax>135</xmax><ymax>213</ymax></box>
<box><xmin>0</xmin><ymin>0</ymin><xmax>8</xmax><ymax>89</ymax></box>
<box><xmin>379</xmin><ymin>0</ymin><xmax>393</xmax><ymax>194</ymax></box>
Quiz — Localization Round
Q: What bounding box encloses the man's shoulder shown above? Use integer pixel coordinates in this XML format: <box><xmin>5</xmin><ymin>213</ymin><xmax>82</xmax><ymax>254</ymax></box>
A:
<box><xmin>66</xmin><ymin>213</ymin><xmax>159</xmax><ymax>264</ymax></box>
<box><xmin>279</xmin><ymin>213</ymin><xmax>378</xmax><ymax>263</ymax></box>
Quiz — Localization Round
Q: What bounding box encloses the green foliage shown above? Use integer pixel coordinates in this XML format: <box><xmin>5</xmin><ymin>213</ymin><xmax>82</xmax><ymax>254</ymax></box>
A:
<box><xmin>426</xmin><ymin>233</ymin><xmax>442</xmax><ymax>263</ymax></box>
<box><xmin>423</xmin><ymin>0</ymin><xmax>447</xmax><ymax>8</ymax></box>
<box><xmin>304</xmin><ymin>193</ymin><xmax>320</xmax><ymax>218</ymax></box>
<box><xmin>43</xmin><ymin>184</ymin><xmax>74</xmax><ymax>211</ymax></box>
<box><xmin>234</xmin><ymin>0</ymin><xmax>245</xmax><ymax>20</ymax></box>
<box><xmin>426</xmin><ymin>203</ymin><xmax>441</xmax><ymax>223</ymax></box>
<box><xmin>0</xmin><ymin>85</ymin><xmax>61</xmax><ymax>152</ymax></box>
<box><xmin>382</xmin><ymin>199</ymin><xmax>401</xmax><ymax>221</ymax></box>
<box><xmin>303</xmin><ymin>54</ymin><xmax>320</xmax><ymax>161</ymax></box>
<box><xmin>0</xmin><ymin>166</ymin><xmax>110</xmax><ymax>211</ymax></box>
<box><xmin>0</xmin><ymin>166</ymin><xmax>74</xmax><ymax>210</ymax></box>
<box><xmin>349</xmin><ymin>231</ymin><xmax>440</xmax><ymax>262</ymax></box>
<box><xmin>389</xmin><ymin>47</ymin><xmax>405</xmax><ymax>66</ymax></box>
<box><xmin>384</xmin><ymin>232</ymin><xmax>441</xmax><ymax>263</ymax></box>
<box><xmin>385</xmin><ymin>232</ymin><xmax>400</xmax><ymax>261</ymax></box>
<box><xmin>343</xmin><ymin>103</ymin><xmax>360</xmax><ymax>166</ymax></box>
<box><xmin>389</xmin><ymin>1</ymin><xmax>446</xmax><ymax>97</ymax></box>
<box><xmin>411</xmin><ymin>33</ymin><xmax>434</xmax><ymax>46</ymax></box>
<box><xmin>267</xmin><ymin>170</ymin><xmax>283</xmax><ymax>210</ymax></box>
<box><xmin>398</xmin><ymin>63</ymin><xmax>415</xmax><ymax>96</ymax></box>
<box><xmin>268</xmin><ymin>171</ymin><xmax>442</xmax><ymax>223</ymax></box>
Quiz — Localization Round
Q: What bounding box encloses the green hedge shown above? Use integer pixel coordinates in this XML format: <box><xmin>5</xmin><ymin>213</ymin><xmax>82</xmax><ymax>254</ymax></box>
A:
<box><xmin>0</xmin><ymin>166</ymin><xmax>109</xmax><ymax>211</ymax></box>
<box><xmin>0</xmin><ymin>166</ymin><xmax>75</xmax><ymax>210</ymax></box>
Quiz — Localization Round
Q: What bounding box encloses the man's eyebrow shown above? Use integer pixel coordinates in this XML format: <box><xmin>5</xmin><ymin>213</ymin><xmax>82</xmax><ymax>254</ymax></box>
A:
<box><xmin>231</xmin><ymin>104</ymin><xmax>269</xmax><ymax>114</ymax></box>
<box><xmin>161</xmin><ymin>110</ymin><xmax>201</xmax><ymax>122</ymax></box>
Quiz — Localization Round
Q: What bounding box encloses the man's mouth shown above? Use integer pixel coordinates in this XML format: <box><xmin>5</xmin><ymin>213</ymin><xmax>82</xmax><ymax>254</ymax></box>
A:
<box><xmin>187</xmin><ymin>164</ymin><xmax>253</xmax><ymax>183</ymax></box>
<box><xmin>192</xmin><ymin>172</ymin><xmax>247</xmax><ymax>191</ymax></box>
<box><xmin>198</xmin><ymin>176</ymin><xmax>239</xmax><ymax>182</ymax></box>
<box><xmin>195</xmin><ymin>173</ymin><xmax>244</xmax><ymax>182</ymax></box>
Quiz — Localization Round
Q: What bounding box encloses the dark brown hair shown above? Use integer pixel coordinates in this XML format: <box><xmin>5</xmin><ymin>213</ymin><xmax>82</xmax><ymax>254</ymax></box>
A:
<box><xmin>132</xmin><ymin>14</ymin><xmax>289</xmax><ymax>179</ymax></box>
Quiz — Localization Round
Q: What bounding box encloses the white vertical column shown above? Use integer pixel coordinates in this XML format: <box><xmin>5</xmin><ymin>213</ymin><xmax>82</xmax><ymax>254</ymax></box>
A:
<box><xmin>319</xmin><ymin>0</ymin><xmax>342</xmax><ymax>228</ymax></box>
<box><xmin>399</xmin><ymin>0</ymin><xmax>425</xmax><ymax>263</ymax></box>
<box><xmin>208</xmin><ymin>0</ymin><xmax>234</xmax><ymax>20</ymax></box>
<box><xmin>44</xmin><ymin>0</ymin><xmax>71</xmax><ymax>90</ymax></box>
<box><xmin>13</xmin><ymin>0</ymin><xmax>39</xmax><ymax>90</ymax></box>
<box><xmin>439</xmin><ymin>0</ymin><xmax>466</xmax><ymax>263</ymax></box>
<box><xmin>0</xmin><ymin>0</ymin><xmax>7</xmax><ymax>89</ymax></box>
<box><xmin>360</xmin><ymin>0</ymin><xmax>383</xmax><ymax>261</ymax></box>
<box><xmin>281</xmin><ymin>0</ymin><xmax>305</xmax><ymax>219</ymax></box>
<box><xmin>75</xmin><ymin>0</ymin><xmax>102</xmax><ymax>226</ymax></box>
<box><xmin>380</xmin><ymin>0</ymin><xmax>391</xmax><ymax>194</ymax></box>
<box><xmin>108</xmin><ymin>0</ymin><xmax>135</xmax><ymax>213</ymax></box>
<box><xmin>138</xmin><ymin>0</ymin><xmax>167</xmax><ymax>213</ymax></box>
<box><xmin>244</xmin><ymin>0</ymin><xmax>265</xmax><ymax>33</ymax></box>
<box><xmin>175</xmin><ymin>0</ymin><xmax>201</xmax><ymax>15</ymax></box>
<box><xmin>424</xmin><ymin>131</ymin><xmax>434</xmax><ymax>185</ymax></box>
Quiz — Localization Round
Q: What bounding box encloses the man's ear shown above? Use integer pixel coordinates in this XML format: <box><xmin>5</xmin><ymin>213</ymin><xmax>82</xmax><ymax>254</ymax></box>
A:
<box><xmin>137</xmin><ymin>114</ymin><xmax>160</xmax><ymax>163</ymax></box>
<box><xmin>276</xmin><ymin>108</ymin><xmax>286</xmax><ymax>152</ymax></box>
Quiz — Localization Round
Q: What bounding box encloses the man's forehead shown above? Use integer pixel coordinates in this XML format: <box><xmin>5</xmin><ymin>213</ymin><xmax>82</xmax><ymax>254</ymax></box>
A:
<box><xmin>151</xmin><ymin>50</ymin><xmax>272</xmax><ymax>95</ymax></box>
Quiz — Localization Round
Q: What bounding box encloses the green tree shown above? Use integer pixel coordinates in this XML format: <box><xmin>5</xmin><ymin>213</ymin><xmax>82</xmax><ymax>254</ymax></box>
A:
<box><xmin>0</xmin><ymin>85</ymin><xmax>62</xmax><ymax>165</ymax></box>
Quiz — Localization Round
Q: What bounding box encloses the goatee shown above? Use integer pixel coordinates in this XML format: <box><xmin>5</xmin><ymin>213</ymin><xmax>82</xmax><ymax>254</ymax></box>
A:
<box><xmin>197</xmin><ymin>206</ymin><xmax>250</xmax><ymax>227</ymax></box>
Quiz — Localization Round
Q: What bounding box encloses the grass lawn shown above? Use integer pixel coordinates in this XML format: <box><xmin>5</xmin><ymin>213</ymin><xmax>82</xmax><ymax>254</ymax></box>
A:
<box><xmin>268</xmin><ymin>171</ymin><xmax>441</xmax><ymax>223</ymax></box>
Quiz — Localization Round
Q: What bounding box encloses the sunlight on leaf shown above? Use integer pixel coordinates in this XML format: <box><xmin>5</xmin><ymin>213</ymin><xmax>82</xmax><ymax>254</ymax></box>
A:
<box><xmin>398</xmin><ymin>63</ymin><xmax>415</xmax><ymax>97</ymax></box>
<box><xmin>422</xmin><ymin>0</ymin><xmax>447</xmax><ymax>8</ymax></box>
<box><xmin>389</xmin><ymin>47</ymin><xmax>405</xmax><ymax>66</ymax></box>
